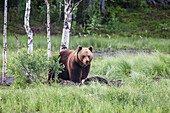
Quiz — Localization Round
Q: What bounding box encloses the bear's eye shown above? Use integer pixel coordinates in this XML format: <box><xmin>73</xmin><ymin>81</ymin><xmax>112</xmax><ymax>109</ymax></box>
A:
<box><xmin>82</xmin><ymin>56</ymin><xmax>85</xmax><ymax>58</ymax></box>
<box><xmin>88</xmin><ymin>56</ymin><xmax>90</xmax><ymax>58</ymax></box>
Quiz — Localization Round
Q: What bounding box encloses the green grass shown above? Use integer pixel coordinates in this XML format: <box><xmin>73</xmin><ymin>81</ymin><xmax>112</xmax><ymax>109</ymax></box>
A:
<box><xmin>0</xmin><ymin>53</ymin><xmax>170</xmax><ymax>112</ymax></box>
<box><xmin>91</xmin><ymin>53</ymin><xmax>170</xmax><ymax>80</ymax></box>
<box><xmin>0</xmin><ymin>79</ymin><xmax>169</xmax><ymax>113</ymax></box>
<box><xmin>0</xmin><ymin>34</ymin><xmax>170</xmax><ymax>52</ymax></box>
<box><xmin>0</xmin><ymin>34</ymin><xmax>170</xmax><ymax>112</ymax></box>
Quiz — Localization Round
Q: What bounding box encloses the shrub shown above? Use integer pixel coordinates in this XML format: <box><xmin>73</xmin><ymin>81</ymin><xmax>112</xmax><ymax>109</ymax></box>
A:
<box><xmin>7</xmin><ymin>49</ymin><xmax>64</xmax><ymax>88</ymax></box>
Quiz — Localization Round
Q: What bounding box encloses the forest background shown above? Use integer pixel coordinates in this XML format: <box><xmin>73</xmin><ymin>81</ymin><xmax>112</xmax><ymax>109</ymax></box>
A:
<box><xmin>0</xmin><ymin>0</ymin><xmax>169</xmax><ymax>38</ymax></box>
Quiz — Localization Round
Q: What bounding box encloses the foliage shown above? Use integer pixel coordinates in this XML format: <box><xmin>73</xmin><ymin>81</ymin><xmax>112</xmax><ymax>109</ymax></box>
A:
<box><xmin>86</xmin><ymin>15</ymin><xmax>103</xmax><ymax>35</ymax></box>
<box><xmin>158</xmin><ymin>23</ymin><xmax>170</xmax><ymax>31</ymax></box>
<box><xmin>7</xmin><ymin>49</ymin><xmax>64</xmax><ymax>88</ymax></box>
<box><xmin>113</xmin><ymin>0</ymin><xmax>148</xmax><ymax>9</ymax></box>
<box><xmin>0</xmin><ymin>0</ymin><xmax>170</xmax><ymax>38</ymax></box>
<box><xmin>38</xmin><ymin>3</ymin><xmax>58</xmax><ymax>23</ymax></box>
<box><xmin>71</xmin><ymin>7</ymin><xmax>78</xmax><ymax>35</ymax></box>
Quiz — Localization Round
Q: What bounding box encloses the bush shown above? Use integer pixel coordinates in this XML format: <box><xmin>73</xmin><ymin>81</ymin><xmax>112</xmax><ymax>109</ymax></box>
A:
<box><xmin>7</xmin><ymin>49</ymin><xmax>64</xmax><ymax>88</ymax></box>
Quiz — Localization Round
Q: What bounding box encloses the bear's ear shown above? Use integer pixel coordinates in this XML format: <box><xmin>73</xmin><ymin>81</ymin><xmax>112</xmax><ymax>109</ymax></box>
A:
<box><xmin>78</xmin><ymin>46</ymin><xmax>82</xmax><ymax>53</ymax></box>
<box><xmin>88</xmin><ymin>46</ymin><xmax>93</xmax><ymax>52</ymax></box>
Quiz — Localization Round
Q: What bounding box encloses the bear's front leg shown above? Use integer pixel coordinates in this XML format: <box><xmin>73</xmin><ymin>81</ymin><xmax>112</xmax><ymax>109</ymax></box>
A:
<box><xmin>69</xmin><ymin>66</ymin><xmax>82</xmax><ymax>83</ymax></box>
<box><xmin>82</xmin><ymin>65</ymin><xmax>91</xmax><ymax>80</ymax></box>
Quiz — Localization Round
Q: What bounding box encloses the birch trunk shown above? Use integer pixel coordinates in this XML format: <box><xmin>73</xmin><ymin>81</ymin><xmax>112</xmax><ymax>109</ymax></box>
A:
<box><xmin>24</xmin><ymin>0</ymin><xmax>33</xmax><ymax>55</ymax></box>
<box><xmin>2</xmin><ymin>0</ymin><xmax>8</xmax><ymax>83</ymax></box>
<box><xmin>60</xmin><ymin>0</ymin><xmax>72</xmax><ymax>51</ymax></box>
<box><xmin>60</xmin><ymin>0</ymin><xmax>82</xmax><ymax>51</ymax></box>
<box><xmin>45</xmin><ymin>0</ymin><xmax>51</xmax><ymax>58</ymax></box>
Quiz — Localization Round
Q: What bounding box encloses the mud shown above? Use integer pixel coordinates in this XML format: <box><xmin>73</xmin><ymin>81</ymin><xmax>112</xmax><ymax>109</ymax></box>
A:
<box><xmin>93</xmin><ymin>49</ymin><xmax>153</xmax><ymax>58</ymax></box>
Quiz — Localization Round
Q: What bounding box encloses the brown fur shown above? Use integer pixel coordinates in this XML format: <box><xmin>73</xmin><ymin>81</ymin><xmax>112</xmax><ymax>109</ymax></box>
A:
<box><xmin>47</xmin><ymin>46</ymin><xmax>93</xmax><ymax>83</ymax></box>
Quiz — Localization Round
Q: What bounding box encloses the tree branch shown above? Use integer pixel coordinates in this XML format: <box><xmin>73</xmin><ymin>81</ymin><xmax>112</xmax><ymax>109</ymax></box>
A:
<box><xmin>57</xmin><ymin>1</ymin><xmax>64</xmax><ymax>6</ymax></box>
<box><xmin>66</xmin><ymin>0</ymin><xmax>83</xmax><ymax>19</ymax></box>
<box><xmin>21</xmin><ymin>58</ymin><xmax>35</xmax><ymax>83</ymax></box>
<box><xmin>15</xmin><ymin>34</ymin><xmax>20</xmax><ymax>54</ymax></box>
<box><xmin>69</xmin><ymin>0</ymin><xmax>83</xmax><ymax>15</ymax></box>
<box><xmin>64</xmin><ymin>0</ymin><xmax>66</xmax><ymax>5</ymax></box>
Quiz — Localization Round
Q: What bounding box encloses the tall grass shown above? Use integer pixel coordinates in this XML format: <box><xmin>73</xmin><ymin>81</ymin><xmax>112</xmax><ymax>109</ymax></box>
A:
<box><xmin>0</xmin><ymin>76</ymin><xmax>169</xmax><ymax>112</ymax></box>
<box><xmin>0</xmin><ymin>34</ymin><xmax>170</xmax><ymax>52</ymax></box>
<box><xmin>91</xmin><ymin>53</ymin><xmax>170</xmax><ymax>80</ymax></box>
<box><xmin>0</xmin><ymin>34</ymin><xmax>62</xmax><ymax>51</ymax></box>
<box><xmin>0</xmin><ymin>53</ymin><xmax>170</xmax><ymax>112</ymax></box>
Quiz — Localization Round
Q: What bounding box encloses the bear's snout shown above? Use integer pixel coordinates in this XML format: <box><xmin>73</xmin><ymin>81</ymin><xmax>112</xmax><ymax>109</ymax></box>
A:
<box><xmin>86</xmin><ymin>60</ymin><xmax>89</xmax><ymax>64</ymax></box>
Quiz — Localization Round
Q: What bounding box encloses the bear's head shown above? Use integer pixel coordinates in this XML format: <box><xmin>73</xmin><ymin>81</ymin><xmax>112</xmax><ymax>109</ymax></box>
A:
<box><xmin>76</xmin><ymin>46</ymin><xmax>93</xmax><ymax>67</ymax></box>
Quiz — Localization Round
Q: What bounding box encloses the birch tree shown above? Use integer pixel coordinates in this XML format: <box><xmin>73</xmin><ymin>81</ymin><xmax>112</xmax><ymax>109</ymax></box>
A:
<box><xmin>2</xmin><ymin>0</ymin><xmax>8</xmax><ymax>83</ymax></box>
<box><xmin>44</xmin><ymin>0</ymin><xmax>51</xmax><ymax>58</ymax></box>
<box><xmin>24</xmin><ymin>0</ymin><xmax>33</xmax><ymax>55</ymax></box>
<box><xmin>24</xmin><ymin>0</ymin><xmax>33</xmax><ymax>78</ymax></box>
<box><xmin>60</xmin><ymin>0</ymin><xmax>83</xmax><ymax>51</ymax></box>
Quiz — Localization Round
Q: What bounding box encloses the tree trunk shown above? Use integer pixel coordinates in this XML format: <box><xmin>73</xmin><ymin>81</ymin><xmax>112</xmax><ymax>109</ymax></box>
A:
<box><xmin>2</xmin><ymin>0</ymin><xmax>8</xmax><ymax>83</ymax></box>
<box><xmin>60</xmin><ymin>0</ymin><xmax>82</xmax><ymax>51</ymax></box>
<box><xmin>100</xmin><ymin>0</ymin><xmax>105</xmax><ymax>12</ymax></box>
<box><xmin>24</xmin><ymin>0</ymin><xmax>33</xmax><ymax>79</ymax></box>
<box><xmin>24</xmin><ymin>0</ymin><xmax>33</xmax><ymax>55</ymax></box>
<box><xmin>45</xmin><ymin>0</ymin><xmax>51</xmax><ymax>58</ymax></box>
<box><xmin>60</xmin><ymin>0</ymin><xmax>72</xmax><ymax>51</ymax></box>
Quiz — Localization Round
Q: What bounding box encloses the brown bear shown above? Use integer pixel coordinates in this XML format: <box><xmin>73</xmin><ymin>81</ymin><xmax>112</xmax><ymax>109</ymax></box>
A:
<box><xmin>47</xmin><ymin>46</ymin><xmax>93</xmax><ymax>83</ymax></box>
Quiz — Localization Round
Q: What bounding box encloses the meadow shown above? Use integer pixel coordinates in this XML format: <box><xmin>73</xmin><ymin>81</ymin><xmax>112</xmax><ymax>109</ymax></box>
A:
<box><xmin>0</xmin><ymin>34</ymin><xmax>170</xmax><ymax>51</ymax></box>
<box><xmin>0</xmin><ymin>35</ymin><xmax>170</xmax><ymax>112</ymax></box>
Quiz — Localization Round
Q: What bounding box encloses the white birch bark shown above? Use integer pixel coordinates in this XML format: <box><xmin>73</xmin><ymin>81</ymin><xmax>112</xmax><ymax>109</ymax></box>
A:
<box><xmin>45</xmin><ymin>0</ymin><xmax>51</xmax><ymax>58</ymax></box>
<box><xmin>2</xmin><ymin>0</ymin><xmax>8</xmax><ymax>83</ymax></box>
<box><xmin>60</xmin><ymin>0</ymin><xmax>82</xmax><ymax>51</ymax></box>
<box><xmin>24</xmin><ymin>0</ymin><xmax>33</xmax><ymax>55</ymax></box>
<box><xmin>60</xmin><ymin>0</ymin><xmax>72</xmax><ymax>51</ymax></box>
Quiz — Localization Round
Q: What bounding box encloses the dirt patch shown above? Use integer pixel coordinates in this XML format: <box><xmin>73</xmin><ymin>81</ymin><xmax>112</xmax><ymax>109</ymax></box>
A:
<box><xmin>93</xmin><ymin>49</ymin><xmax>153</xmax><ymax>58</ymax></box>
